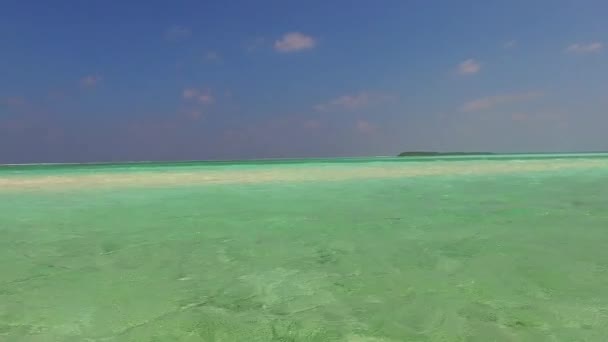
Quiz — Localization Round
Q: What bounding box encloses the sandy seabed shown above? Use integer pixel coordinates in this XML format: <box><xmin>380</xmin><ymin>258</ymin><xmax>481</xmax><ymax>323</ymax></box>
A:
<box><xmin>2</xmin><ymin>158</ymin><xmax>608</xmax><ymax>191</ymax></box>
<box><xmin>2</xmin><ymin>156</ymin><xmax>608</xmax><ymax>341</ymax></box>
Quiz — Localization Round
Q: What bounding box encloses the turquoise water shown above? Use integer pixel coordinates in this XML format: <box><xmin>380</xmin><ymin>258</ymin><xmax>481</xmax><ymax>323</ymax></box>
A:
<box><xmin>1</xmin><ymin>155</ymin><xmax>608</xmax><ymax>341</ymax></box>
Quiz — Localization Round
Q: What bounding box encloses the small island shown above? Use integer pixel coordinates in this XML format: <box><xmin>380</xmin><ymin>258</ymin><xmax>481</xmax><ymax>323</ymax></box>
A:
<box><xmin>398</xmin><ymin>151</ymin><xmax>494</xmax><ymax>157</ymax></box>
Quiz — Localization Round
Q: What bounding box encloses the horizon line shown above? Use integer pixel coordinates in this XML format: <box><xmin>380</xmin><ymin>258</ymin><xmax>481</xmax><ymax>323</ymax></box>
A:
<box><xmin>2</xmin><ymin>151</ymin><xmax>608</xmax><ymax>167</ymax></box>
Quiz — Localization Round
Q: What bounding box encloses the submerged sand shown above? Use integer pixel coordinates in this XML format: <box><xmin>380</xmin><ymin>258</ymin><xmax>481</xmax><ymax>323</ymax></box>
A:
<box><xmin>1</xmin><ymin>155</ymin><xmax>608</xmax><ymax>341</ymax></box>
<box><xmin>2</xmin><ymin>158</ymin><xmax>608</xmax><ymax>190</ymax></box>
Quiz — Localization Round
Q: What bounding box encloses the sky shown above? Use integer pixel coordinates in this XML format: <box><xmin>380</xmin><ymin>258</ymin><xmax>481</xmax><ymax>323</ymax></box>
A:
<box><xmin>1</xmin><ymin>0</ymin><xmax>607</xmax><ymax>163</ymax></box>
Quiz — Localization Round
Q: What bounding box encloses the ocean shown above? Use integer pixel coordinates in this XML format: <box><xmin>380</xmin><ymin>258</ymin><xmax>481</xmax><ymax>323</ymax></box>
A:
<box><xmin>1</xmin><ymin>154</ymin><xmax>608</xmax><ymax>341</ymax></box>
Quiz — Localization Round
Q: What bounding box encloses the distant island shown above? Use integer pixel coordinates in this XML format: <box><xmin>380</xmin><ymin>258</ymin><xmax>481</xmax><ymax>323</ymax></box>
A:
<box><xmin>398</xmin><ymin>152</ymin><xmax>495</xmax><ymax>157</ymax></box>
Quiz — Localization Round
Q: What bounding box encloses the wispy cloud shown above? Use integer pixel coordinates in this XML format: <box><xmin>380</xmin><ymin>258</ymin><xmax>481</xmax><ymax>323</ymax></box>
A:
<box><xmin>461</xmin><ymin>91</ymin><xmax>543</xmax><ymax>112</ymax></box>
<box><xmin>503</xmin><ymin>40</ymin><xmax>517</xmax><ymax>49</ymax></box>
<box><xmin>356</xmin><ymin>120</ymin><xmax>377</xmax><ymax>134</ymax></box>
<box><xmin>303</xmin><ymin>119</ymin><xmax>321</xmax><ymax>129</ymax></box>
<box><xmin>164</xmin><ymin>26</ymin><xmax>192</xmax><ymax>41</ymax></box>
<box><xmin>315</xmin><ymin>92</ymin><xmax>392</xmax><ymax>112</ymax></box>
<box><xmin>457</xmin><ymin>59</ymin><xmax>481</xmax><ymax>75</ymax></box>
<box><xmin>184</xmin><ymin>109</ymin><xmax>204</xmax><ymax>120</ymax></box>
<box><xmin>80</xmin><ymin>75</ymin><xmax>102</xmax><ymax>88</ymax></box>
<box><xmin>274</xmin><ymin>32</ymin><xmax>316</xmax><ymax>53</ymax></box>
<box><xmin>511</xmin><ymin>112</ymin><xmax>528</xmax><ymax>122</ymax></box>
<box><xmin>204</xmin><ymin>51</ymin><xmax>221</xmax><ymax>62</ymax></box>
<box><xmin>565</xmin><ymin>42</ymin><xmax>603</xmax><ymax>54</ymax></box>
<box><xmin>182</xmin><ymin>88</ymin><xmax>214</xmax><ymax>104</ymax></box>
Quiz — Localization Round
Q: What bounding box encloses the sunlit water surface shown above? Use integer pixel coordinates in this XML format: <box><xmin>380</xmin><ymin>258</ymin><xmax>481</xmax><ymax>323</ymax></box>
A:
<box><xmin>1</xmin><ymin>154</ymin><xmax>608</xmax><ymax>341</ymax></box>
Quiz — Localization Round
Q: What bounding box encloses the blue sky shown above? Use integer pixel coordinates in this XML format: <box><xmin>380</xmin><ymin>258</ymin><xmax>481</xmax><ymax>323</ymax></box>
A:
<box><xmin>1</xmin><ymin>0</ymin><xmax>607</xmax><ymax>163</ymax></box>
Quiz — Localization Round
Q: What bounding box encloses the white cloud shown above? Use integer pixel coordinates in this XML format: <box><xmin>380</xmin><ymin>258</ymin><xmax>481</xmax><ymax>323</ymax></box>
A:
<box><xmin>80</xmin><ymin>75</ymin><xmax>102</xmax><ymax>87</ymax></box>
<box><xmin>461</xmin><ymin>91</ymin><xmax>543</xmax><ymax>112</ymax></box>
<box><xmin>503</xmin><ymin>40</ymin><xmax>517</xmax><ymax>49</ymax></box>
<box><xmin>164</xmin><ymin>26</ymin><xmax>192</xmax><ymax>41</ymax></box>
<box><xmin>315</xmin><ymin>92</ymin><xmax>392</xmax><ymax>112</ymax></box>
<box><xmin>457</xmin><ymin>59</ymin><xmax>481</xmax><ymax>75</ymax></box>
<box><xmin>274</xmin><ymin>32</ymin><xmax>316</xmax><ymax>53</ymax></box>
<box><xmin>566</xmin><ymin>42</ymin><xmax>603</xmax><ymax>54</ymax></box>
<box><xmin>182</xmin><ymin>88</ymin><xmax>214</xmax><ymax>104</ymax></box>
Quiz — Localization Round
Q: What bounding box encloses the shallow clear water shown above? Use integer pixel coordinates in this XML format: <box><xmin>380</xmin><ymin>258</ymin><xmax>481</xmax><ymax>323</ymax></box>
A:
<box><xmin>1</xmin><ymin>155</ymin><xmax>608</xmax><ymax>341</ymax></box>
